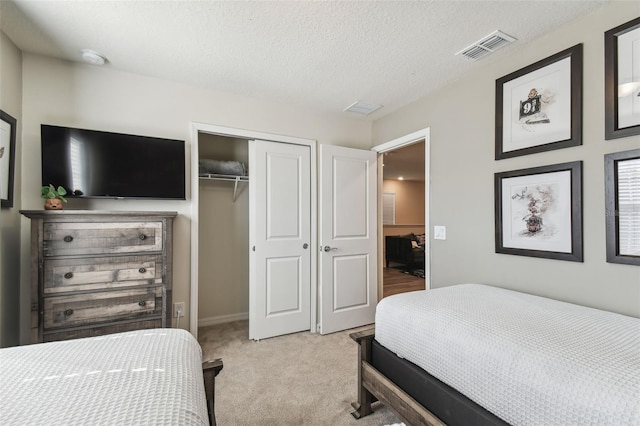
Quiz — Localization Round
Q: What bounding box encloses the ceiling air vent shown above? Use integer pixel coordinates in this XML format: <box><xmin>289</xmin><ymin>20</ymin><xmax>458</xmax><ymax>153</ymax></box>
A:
<box><xmin>344</xmin><ymin>101</ymin><xmax>383</xmax><ymax>115</ymax></box>
<box><xmin>456</xmin><ymin>30</ymin><xmax>516</xmax><ymax>60</ymax></box>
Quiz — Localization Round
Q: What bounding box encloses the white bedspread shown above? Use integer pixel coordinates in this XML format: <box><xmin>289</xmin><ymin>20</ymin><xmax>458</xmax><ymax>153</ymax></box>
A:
<box><xmin>0</xmin><ymin>329</ymin><xmax>208</xmax><ymax>425</ymax></box>
<box><xmin>375</xmin><ymin>284</ymin><xmax>640</xmax><ymax>426</ymax></box>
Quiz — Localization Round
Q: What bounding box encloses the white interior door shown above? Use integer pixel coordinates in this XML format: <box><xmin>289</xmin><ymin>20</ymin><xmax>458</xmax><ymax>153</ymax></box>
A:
<box><xmin>249</xmin><ymin>140</ymin><xmax>311</xmax><ymax>340</ymax></box>
<box><xmin>319</xmin><ymin>144</ymin><xmax>377</xmax><ymax>334</ymax></box>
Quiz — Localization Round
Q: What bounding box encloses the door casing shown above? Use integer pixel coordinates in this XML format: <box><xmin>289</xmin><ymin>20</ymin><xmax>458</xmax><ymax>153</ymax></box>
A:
<box><xmin>372</xmin><ymin>128</ymin><xmax>431</xmax><ymax>295</ymax></box>
<box><xmin>190</xmin><ymin>122</ymin><xmax>317</xmax><ymax>338</ymax></box>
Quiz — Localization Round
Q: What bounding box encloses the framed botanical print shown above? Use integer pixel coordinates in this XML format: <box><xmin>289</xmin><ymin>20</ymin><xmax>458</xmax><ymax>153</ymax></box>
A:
<box><xmin>605</xmin><ymin>17</ymin><xmax>640</xmax><ymax>140</ymax></box>
<box><xmin>495</xmin><ymin>44</ymin><xmax>582</xmax><ymax>159</ymax></box>
<box><xmin>495</xmin><ymin>161</ymin><xmax>583</xmax><ymax>262</ymax></box>
<box><xmin>605</xmin><ymin>149</ymin><xmax>640</xmax><ymax>265</ymax></box>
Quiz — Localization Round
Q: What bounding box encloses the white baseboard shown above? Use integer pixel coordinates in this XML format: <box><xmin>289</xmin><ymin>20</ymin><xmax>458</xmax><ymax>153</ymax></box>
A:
<box><xmin>198</xmin><ymin>312</ymin><xmax>249</xmax><ymax>327</ymax></box>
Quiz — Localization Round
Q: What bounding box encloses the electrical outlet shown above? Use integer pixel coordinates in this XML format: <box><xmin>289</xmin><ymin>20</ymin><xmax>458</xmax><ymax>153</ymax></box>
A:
<box><xmin>173</xmin><ymin>302</ymin><xmax>185</xmax><ymax>318</ymax></box>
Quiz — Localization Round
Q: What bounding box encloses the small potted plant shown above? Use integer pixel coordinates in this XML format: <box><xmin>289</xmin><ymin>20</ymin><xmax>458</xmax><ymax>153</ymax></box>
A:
<box><xmin>41</xmin><ymin>184</ymin><xmax>68</xmax><ymax>210</ymax></box>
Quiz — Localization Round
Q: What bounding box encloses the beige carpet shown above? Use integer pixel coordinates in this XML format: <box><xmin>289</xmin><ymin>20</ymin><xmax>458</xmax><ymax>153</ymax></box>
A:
<box><xmin>198</xmin><ymin>321</ymin><xmax>403</xmax><ymax>426</ymax></box>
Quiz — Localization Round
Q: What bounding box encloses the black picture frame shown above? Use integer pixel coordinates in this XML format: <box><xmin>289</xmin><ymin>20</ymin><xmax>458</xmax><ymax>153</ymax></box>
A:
<box><xmin>0</xmin><ymin>109</ymin><xmax>17</xmax><ymax>208</ymax></box>
<box><xmin>605</xmin><ymin>149</ymin><xmax>640</xmax><ymax>265</ymax></box>
<box><xmin>605</xmin><ymin>17</ymin><xmax>640</xmax><ymax>140</ymax></box>
<box><xmin>495</xmin><ymin>44</ymin><xmax>583</xmax><ymax>160</ymax></box>
<box><xmin>495</xmin><ymin>161</ymin><xmax>583</xmax><ymax>262</ymax></box>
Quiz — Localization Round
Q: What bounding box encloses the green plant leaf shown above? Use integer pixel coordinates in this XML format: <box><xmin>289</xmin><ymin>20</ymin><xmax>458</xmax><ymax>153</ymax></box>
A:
<box><xmin>41</xmin><ymin>184</ymin><xmax>68</xmax><ymax>201</ymax></box>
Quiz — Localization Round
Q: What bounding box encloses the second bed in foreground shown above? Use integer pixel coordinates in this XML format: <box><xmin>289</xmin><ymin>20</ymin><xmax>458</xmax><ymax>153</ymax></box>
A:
<box><xmin>352</xmin><ymin>284</ymin><xmax>640</xmax><ymax>425</ymax></box>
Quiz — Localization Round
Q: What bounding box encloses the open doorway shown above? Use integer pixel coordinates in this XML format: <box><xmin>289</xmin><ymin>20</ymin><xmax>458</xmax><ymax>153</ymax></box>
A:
<box><xmin>372</xmin><ymin>128</ymin><xmax>430</xmax><ymax>299</ymax></box>
<box><xmin>381</xmin><ymin>141</ymin><xmax>426</xmax><ymax>297</ymax></box>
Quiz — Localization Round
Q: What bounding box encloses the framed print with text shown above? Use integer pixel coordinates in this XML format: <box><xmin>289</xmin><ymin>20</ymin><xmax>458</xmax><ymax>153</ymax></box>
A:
<box><xmin>605</xmin><ymin>17</ymin><xmax>640</xmax><ymax>140</ymax></box>
<box><xmin>495</xmin><ymin>161</ymin><xmax>583</xmax><ymax>262</ymax></box>
<box><xmin>496</xmin><ymin>44</ymin><xmax>582</xmax><ymax>160</ymax></box>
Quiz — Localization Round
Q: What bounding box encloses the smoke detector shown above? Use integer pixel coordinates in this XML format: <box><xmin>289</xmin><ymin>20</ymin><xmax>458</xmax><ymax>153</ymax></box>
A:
<box><xmin>456</xmin><ymin>30</ymin><xmax>516</xmax><ymax>60</ymax></box>
<box><xmin>81</xmin><ymin>49</ymin><xmax>108</xmax><ymax>65</ymax></box>
<box><xmin>344</xmin><ymin>101</ymin><xmax>383</xmax><ymax>115</ymax></box>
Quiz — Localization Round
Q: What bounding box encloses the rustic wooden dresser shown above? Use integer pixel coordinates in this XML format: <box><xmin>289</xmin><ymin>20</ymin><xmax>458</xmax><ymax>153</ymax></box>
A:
<box><xmin>20</xmin><ymin>210</ymin><xmax>176</xmax><ymax>343</ymax></box>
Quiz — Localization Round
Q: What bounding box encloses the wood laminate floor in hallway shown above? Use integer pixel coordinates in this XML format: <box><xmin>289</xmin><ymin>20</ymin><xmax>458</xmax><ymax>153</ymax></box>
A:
<box><xmin>382</xmin><ymin>265</ymin><xmax>425</xmax><ymax>298</ymax></box>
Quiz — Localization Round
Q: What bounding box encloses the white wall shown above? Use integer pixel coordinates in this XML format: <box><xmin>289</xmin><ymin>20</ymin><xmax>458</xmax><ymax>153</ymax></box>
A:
<box><xmin>0</xmin><ymin>30</ymin><xmax>22</xmax><ymax>347</ymax></box>
<box><xmin>382</xmin><ymin>179</ymin><xmax>425</xmax><ymax>225</ymax></box>
<box><xmin>373</xmin><ymin>2</ymin><xmax>640</xmax><ymax>317</ymax></box>
<box><xmin>17</xmin><ymin>53</ymin><xmax>371</xmax><ymax>340</ymax></box>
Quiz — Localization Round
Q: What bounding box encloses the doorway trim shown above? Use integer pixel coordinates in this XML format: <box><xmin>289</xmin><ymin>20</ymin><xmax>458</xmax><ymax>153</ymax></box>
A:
<box><xmin>372</xmin><ymin>127</ymin><xmax>431</xmax><ymax>295</ymax></box>
<box><xmin>190</xmin><ymin>122</ymin><xmax>317</xmax><ymax>338</ymax></box>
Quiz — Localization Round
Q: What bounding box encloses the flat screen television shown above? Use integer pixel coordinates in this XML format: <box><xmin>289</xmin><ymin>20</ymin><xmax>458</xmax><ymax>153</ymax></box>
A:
<box><xmin>41</xmin><ymin>124</ymin><xmax>186</xmax><ymax>199</ymax></box>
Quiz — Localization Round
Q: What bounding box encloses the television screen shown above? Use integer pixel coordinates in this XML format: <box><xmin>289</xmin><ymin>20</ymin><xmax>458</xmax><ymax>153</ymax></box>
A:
<box><xmin>41</xmin><ymin>125</ymin><xmax>185</xmax><ymax>199</ymax></box>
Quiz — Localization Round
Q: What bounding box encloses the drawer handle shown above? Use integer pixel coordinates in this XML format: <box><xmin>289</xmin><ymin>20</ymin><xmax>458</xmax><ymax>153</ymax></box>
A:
<box><xmin>64</xmin><ymin>309</ymin><xmax>74</xmax><ymax>317</ymax></box>
<box><xmin>63</xmin><ymin>235</ymin><xmax>73</xmax><ymax>243</ymax></box>
<box><xmin>138</xmin><ymin>267</ymin><xmax>146</xmax><ymax>274</ymax></box>
<box><xmin>64</xmin><ymin>272</ymin><xmax>74</xmax><ymax>279</ymax></box>
<box><xmin>138</xmin><ymin>301</ymin><xmax>146</xmax><ymax>307</ymax></box>
<box><xmin>139</xmin><ymin>234</ymin><xmax>147</xmax><ymax>240</ymax></box>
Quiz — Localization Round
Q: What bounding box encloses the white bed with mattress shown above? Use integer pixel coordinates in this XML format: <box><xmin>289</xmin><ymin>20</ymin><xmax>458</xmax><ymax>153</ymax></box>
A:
<box><xmin>352</xmin><ymin>284</ymin><xmax>640</xmax><ymax>425</ymax></box>
<box><xmin>0</xmin><ymin>328</ymin><xmax>222</xmax><ymax>425</ymax></box>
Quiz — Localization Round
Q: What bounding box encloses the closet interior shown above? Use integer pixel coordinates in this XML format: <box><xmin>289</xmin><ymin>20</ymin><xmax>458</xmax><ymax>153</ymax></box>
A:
<box><xmin>198</xmin><ymin>133</ymin><xmax>251</xmax><ymax>327</ymax></box>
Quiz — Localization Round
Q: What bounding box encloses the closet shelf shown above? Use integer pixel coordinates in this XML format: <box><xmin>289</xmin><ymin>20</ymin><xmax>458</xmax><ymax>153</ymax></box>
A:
<box><xmin>199</xmin><ymin>173</ymin><xmax>249</xmax><ymax>202</ymax></box>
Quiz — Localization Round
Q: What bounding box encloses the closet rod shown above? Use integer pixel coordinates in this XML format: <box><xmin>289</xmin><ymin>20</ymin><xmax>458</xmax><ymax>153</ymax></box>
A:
<box><xmin>199</xmin><ymin>173</ymin><xmax>249</xmax><ymax>202</ymax></box>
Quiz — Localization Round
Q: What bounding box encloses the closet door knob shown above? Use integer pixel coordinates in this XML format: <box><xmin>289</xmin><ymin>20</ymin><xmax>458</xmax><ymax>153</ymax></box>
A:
<box><xmin>303</xmin><ymin>243</ymin><xmax>309</xmax><ymax>249</ymax></box>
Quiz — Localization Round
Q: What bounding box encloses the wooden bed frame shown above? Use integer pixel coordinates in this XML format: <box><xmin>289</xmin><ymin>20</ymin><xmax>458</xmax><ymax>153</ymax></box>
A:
<box><xmin>203</xmin><ymin>358</ymin><xmax>224</xmax><ymax>425</ymax></box>
<box><xmin>350</xmin><ymin>328</ymin><xmax>445</xmax><ymax>426</ymax></box>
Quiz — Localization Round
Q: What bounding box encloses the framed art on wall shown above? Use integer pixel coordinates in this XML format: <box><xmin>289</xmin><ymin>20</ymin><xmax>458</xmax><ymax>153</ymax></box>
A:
<box><xmin>0</xmin><ymin>109</ymin><xmax>17</xmax><ymax>208</ymax></box>
<box><xmin>495</xmin><ymin>161</ymin><xmax>583</xmax><ymax>262</ymax></box>
<box><xmin>605</xmin><ymin>17</ymin><xmax>640</xmax><ymax>140</ymax></box>
<box><xmin>495</xmin><ymin>44</ymin><xmax>582</xmax><ymax>160</ymax></box>
<box><xmin>605</xmin><ymin>149</ymin><xmax>640</xmax><ymax>265</ymax></box>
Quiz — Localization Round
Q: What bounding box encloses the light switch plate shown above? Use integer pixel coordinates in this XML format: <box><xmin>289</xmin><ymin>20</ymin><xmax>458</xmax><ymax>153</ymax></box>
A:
<box><xmin>434</xmin><ymin>225</ymin><xmax>446</xmax><ymax>240</ymax></box>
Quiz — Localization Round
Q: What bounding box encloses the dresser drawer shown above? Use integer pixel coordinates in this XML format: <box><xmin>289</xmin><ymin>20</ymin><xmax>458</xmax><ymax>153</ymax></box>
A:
<box><xmin>43</xmin><ymin>221</ymin><xmax>163</xmax><ymax>257</ymax></box>
<box><xmin>44</xmin><ymin>255</ymin><xmax>163</xmax><ymax>294</ymax></box>
<box><xmin>43</xmin><ymin>319</ymin><xmax>162</xmax><ymax>343</ymax></box>
<box><xmin>44</xmin><ymin>287</ymin><xmax>162</xmax><ymax>330</ymax></box>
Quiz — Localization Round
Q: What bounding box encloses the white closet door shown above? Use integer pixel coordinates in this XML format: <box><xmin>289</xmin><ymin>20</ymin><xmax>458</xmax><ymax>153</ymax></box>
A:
<box><xmin>249</xmin><ymin>140</ymin><xmax>311</xmax><ymax>340</ymax></box>
<box><xmin>318</xmin><ymin>144</ymin><xmax>377</xmax><ymax>334</ymax></box>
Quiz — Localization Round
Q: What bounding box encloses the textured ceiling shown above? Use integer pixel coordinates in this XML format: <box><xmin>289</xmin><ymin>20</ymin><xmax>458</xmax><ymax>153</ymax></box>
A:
<box><xmin>1</xmin><ymin>0</ymin><xmax>607</xmax><ymax>120</ymax></box>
